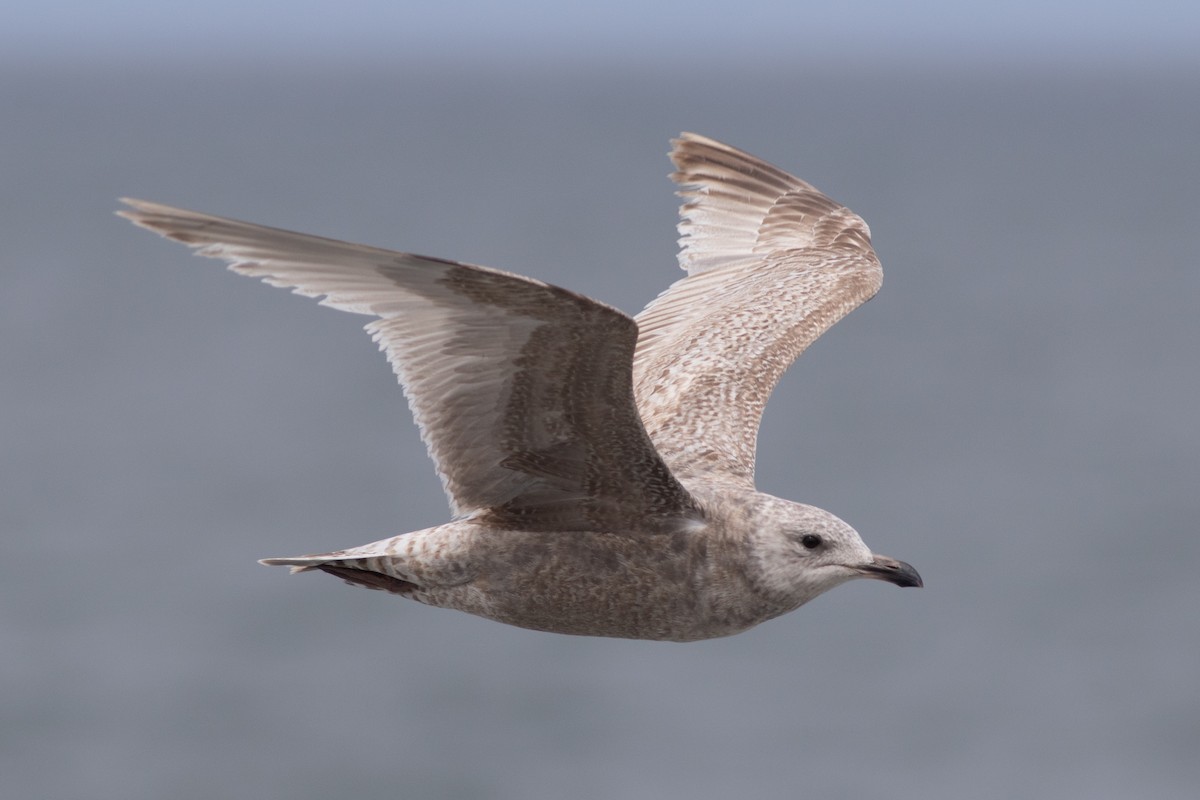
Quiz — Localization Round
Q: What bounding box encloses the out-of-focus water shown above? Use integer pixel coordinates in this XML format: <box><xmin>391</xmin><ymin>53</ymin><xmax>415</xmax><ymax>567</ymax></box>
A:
<box><xmin>3</xmin><ymin>59</ymin><xmax>1198</xmax><ymax>800</ymax></box>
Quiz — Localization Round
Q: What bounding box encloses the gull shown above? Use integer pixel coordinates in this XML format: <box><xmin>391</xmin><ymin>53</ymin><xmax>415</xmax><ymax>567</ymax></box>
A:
<box><xmin>119</xmin><ymin>133</ymin><xmax>921</xmax><ymax>642</ymax></box>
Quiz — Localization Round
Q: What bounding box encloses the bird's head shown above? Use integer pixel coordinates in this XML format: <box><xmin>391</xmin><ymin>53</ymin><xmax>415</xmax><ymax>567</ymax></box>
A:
<box><xmin>746</xmin><ymin>495</ymin><xmax>922</xmax><ymax>607</ymax></box>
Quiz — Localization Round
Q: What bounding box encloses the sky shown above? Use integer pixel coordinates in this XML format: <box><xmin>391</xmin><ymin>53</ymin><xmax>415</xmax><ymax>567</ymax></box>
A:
<box><xmin>5</xmin><ymin>0</ymin><xmax>1199</xmax><ymax>66</ymax></box>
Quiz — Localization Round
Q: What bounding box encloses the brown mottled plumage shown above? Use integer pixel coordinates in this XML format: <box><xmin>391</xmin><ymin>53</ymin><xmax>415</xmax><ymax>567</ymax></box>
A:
<box><xmin>118</xmin><ymin>133</ymin><xmax>920</xmax><ymax>642</ymax></box>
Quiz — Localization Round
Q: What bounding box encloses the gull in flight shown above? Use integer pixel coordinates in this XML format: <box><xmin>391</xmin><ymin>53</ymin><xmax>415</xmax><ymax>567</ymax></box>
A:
<box><xmin>119</xmin><ymin>133</ymin><xmax>921</xmax><ymax>642</ymax></box>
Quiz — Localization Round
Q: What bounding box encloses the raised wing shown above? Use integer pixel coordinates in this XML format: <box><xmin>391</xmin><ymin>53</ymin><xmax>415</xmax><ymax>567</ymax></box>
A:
<box><xmin>119</xmin><ymin>200</ymin><xmax>697</xmax><ymax>530</ymax></box>
<box><xmin>633</xmin><ymin>133</ymin><xmax>882</xmax><ymax>488</ymax></box>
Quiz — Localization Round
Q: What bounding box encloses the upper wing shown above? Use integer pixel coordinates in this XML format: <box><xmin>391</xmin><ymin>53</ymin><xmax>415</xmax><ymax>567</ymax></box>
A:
<box><xmin>632</xmin><ymin>133</ymin><xmax>882</xmax><ymax>488</ymax></box>
<box><xmin>119</xmin><ymin>199</ymin><xmax>697</xmax><ymax>530</ymax></box>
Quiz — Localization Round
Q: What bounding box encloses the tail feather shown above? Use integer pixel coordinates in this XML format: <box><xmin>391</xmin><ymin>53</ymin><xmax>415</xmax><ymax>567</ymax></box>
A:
<box><xmin>259</xmin><ymin>555</ymin><xmax>418</xmax><ymax>595</ymax></box>
<box><xmin>314</xmin><ymin>564</ymin><xmax>418</xmax><ymax>595</ymax></box>
<box><xmin>259</xmin><ymin>556</ymin><xmax>327</xmax><ymax>574</ymax></box>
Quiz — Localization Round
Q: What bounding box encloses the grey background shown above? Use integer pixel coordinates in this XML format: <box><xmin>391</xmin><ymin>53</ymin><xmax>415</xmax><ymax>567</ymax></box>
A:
<box><xmin>4</xmin><ymin>14</ymin><xmax>1199</xmax><ymax>800</ymax></box>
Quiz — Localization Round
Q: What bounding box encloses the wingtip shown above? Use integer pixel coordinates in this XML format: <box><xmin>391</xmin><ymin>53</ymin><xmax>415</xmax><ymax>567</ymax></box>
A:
<box><xmin>115</xmin><ymin>197</ymin><xmax>156</xmax><ymax>215</ymax></box>
<box><xmin>668</xmin><ymin>132</ymin><xmax>758</xmax><ymax>183</ymax></box>
<box><xmin>673</xmin><ymin>131</ymin><xmax>716</xmax><ymax>146</ymax></box>
<box><xmin>670</xmin><ymin>131</ymin><xmax>737</xmax><ymax>156</ymax></box>
<box><xmin>669</xmin><ymin>131</ymin><xmax>711</xmax><ymax>162</ymax></box>
<box><xmin>115</xmin><ymin>198</ymin><xmax>226</xmax><ymax>245</ymax></box>
<box><xmin>114</xmin><ymin>197</ymin><xmax>169</xmax><ymax>229</ymax></box>
<box><xmin>114</xmin><ymin>197</ymin><xmax>141</xmax><ymax>221</ymax></box>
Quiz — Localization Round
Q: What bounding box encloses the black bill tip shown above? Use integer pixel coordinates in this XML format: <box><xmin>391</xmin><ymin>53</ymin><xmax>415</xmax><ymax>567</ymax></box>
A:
<box><xmin>857</xmin><ymin>554</ymin><xmax>923</xmax><ymax>588</ymax></box>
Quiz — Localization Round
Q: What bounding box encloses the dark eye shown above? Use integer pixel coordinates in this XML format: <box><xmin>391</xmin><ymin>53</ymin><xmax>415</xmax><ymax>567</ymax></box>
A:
<box><xmin>800</xmin><ymin>534</ymin><xmax>822</xmax><ymax>550</ymax></box>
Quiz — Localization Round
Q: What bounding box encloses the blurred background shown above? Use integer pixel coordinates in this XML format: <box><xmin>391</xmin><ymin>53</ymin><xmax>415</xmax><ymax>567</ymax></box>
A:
<box><xmin>3</xmin><ymin>2</ymin><xmax>1198</xmax><ymax>798</ymax></box>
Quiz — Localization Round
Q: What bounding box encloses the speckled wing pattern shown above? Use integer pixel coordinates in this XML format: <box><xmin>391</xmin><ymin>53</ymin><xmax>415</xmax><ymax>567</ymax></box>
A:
<box><xmin>118</xmin><ymin>200</ymin><xmax>697</xmax><ymax>531</ymax></box>
<box><xmin>633</xmin><ymin>133</ymin><xmax>883</xmax><ymax>488</ymax></box>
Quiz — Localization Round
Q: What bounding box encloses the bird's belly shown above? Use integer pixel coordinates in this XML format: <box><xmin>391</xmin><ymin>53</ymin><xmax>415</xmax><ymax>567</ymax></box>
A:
<box><xmin>417</xmin><ymin>529</ymin><xmax>763</xmax><ymax>642</ymax></box>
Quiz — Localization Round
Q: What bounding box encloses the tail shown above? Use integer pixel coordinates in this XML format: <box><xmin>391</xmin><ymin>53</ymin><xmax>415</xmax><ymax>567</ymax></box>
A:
<box><xmin>259</xmin><ymin>554</ymin><xmax>418</xmax><ymax>595</ymax></box>
<box><xmin>258</xmin><ymin>555</ymin><xmax>329</xmax><ymax>574</ymax></box>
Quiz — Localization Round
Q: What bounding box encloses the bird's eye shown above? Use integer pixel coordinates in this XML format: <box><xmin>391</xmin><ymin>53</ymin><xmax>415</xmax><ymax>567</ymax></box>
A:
<box><xmin>800</xmin><ymin>534</ymin><xmax>822</xmax><ymax>550</ymax></box>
